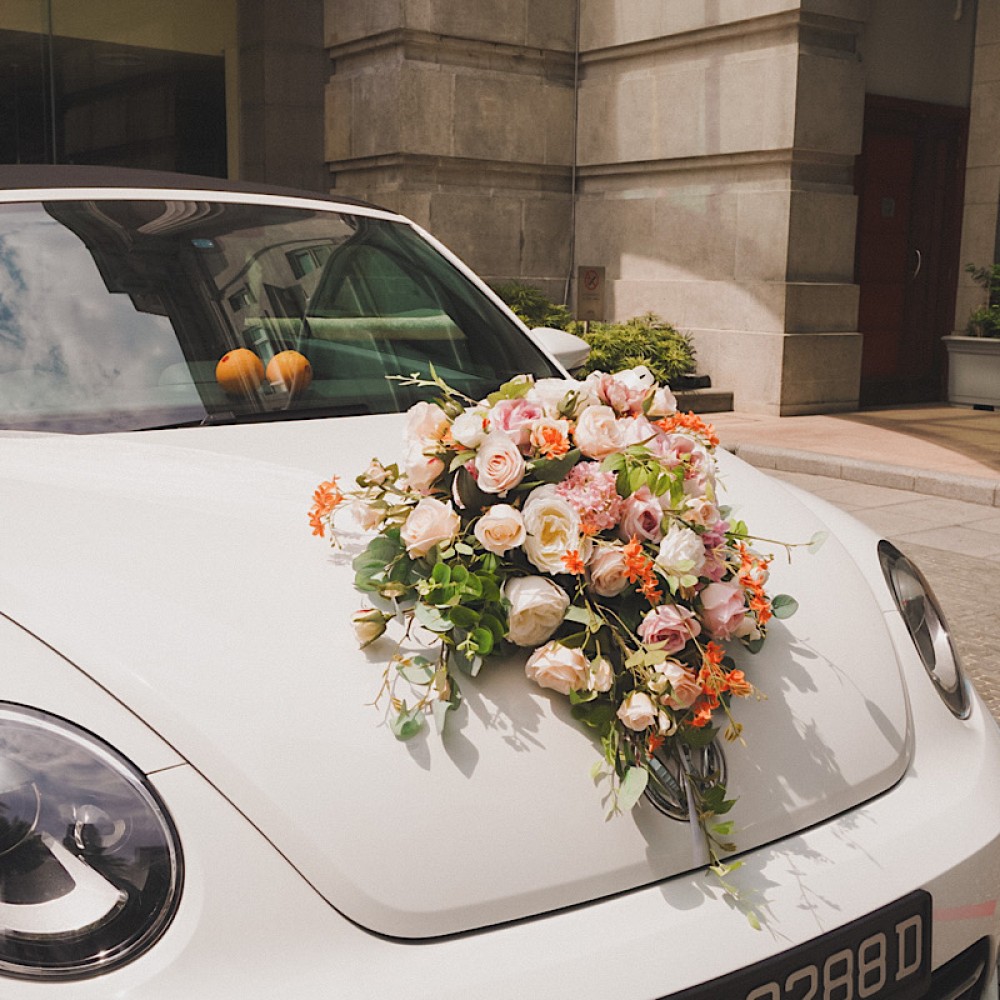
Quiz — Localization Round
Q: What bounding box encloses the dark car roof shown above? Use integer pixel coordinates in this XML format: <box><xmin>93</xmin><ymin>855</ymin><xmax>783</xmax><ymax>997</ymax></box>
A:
<box><xmin>0</xmin><ymin>164</ymin><xmax>382</xmax><ymax>211</ymax></box>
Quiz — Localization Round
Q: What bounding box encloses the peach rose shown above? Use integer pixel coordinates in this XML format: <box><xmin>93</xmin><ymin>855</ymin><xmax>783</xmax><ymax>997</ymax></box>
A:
<box><xmin>403</xmin><ymin>441</ymin><xmax>445</xmax><ymax>494</ymax></box>
<box><xmin>616</xmin><ymin>690</ymin><xmax>657</xmax><ymax>731</ymax></box>
<box><xmin>525</xmin><ymin>641</ymin><xmax>588</xmax><ymax>695</ymax></box>
<box><xmin>589</xmin><ymin>656</ymin><xmax>615</xmax><ymax>693</ymax></box>
<box><xmin>400</xmin><ymin>496</ymin><xmax>460</xmax><ymax>558</ymax></box>
<box><xmin>656</xmin><ymin>662</ymin><xmax>702</xmax><ymax>710</ymax></box>
<box><xmin>405</xmin><ymin>400</ymin><xmax>449</xmax><ymax>443</ymax></box>
<box><xmin>587</xmin><ymin>545</ymin><xmax>631</xmax><ymax>597</ymax></box>
<box><xmin>475</xmin><ymin>431</ymin><xmax>526</xmax><ymax>495</ymax></box>
<box><xmin>474</xmin><ymin>504</ymin><xmax>526</xmax><ymax>556</ymax></box>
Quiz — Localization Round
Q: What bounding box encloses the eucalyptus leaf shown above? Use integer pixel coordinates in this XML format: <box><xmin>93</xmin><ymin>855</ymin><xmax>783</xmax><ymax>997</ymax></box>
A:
<box><xmin>771</xmin><ymin>594</ymin><xmax>799</xmax><ymax>619</ymax></box>
<box><xmin>414</xmin><ymin>602</ymin><xmax>452</xmax><ymax>633</ymax></box>
<box><xmin>397</xmin><ymin>659</ymin><xmax>436</xmax><ymax>685</ymax></box>
<box><xmin>617</xmin><ymin>766</ymin><xmax>649</xmax><ymax>812</ymax></box>
<box><xmin>390</xmin><ymin>703</ymin><xmax>425</xmax><ymax>741</ymax></box>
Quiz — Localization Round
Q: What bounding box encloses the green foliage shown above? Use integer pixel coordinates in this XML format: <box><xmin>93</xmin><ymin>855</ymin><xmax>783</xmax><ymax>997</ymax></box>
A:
<box><xmin>572</xmin><ymin>314</ymin><xmax>696</xmax><ymax>384</ymax></box>
<box><xmin>491</xmin><ymin>280</ymin><xmax>573</xmax><ymax>330</ymax></box>
<box><xmin>964</xmin><ymin>263</ymin><xmax>1000</xmax><ymax>338</ymax></box>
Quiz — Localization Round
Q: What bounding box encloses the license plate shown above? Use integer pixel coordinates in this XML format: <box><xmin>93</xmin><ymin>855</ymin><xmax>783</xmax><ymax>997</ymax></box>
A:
<box><xmin>666</xmin><ymin>890</ymin><xmax>931</xmax><ymax>1000</ymax></box>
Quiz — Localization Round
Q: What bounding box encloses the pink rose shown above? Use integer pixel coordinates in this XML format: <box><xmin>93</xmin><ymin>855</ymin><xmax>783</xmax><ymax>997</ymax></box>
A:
<box><xmin>400</xmin><ymin>497</ymin><xmax>461</xmax><ymax>557</ymax></box>
<box><xmin>573</xmin><ymin>405</ymin><xmax>624</xmax><ymax>459</ymax></box>
<box><xmin>488</xmin><ymin>398</ymin><xmax>544</xmax><ymax>448</ymax></box>
<box><xmin>638</xmin><ymin>603</ymin><xmax>701</xmax><ymax>654</ymax></box>
<box><xmin>587</xmin><ymin>367</ymin><xmax>654</xmax><ymax>415</ymax></box>
<box><xmin>618</xmin><ymin>486</ymin><xmax>664</xmax><ymax>543</ymax></box>
<box><xmin>405</xmin><ymin>400</ymin><xmax>449</xmax><ymax>444</ymax></box>
<box><xmin>699</xmin><ymin>582</ymin><xmax>747</xmax><ymax>640</ymax></box>
<box><xmin>475</xmin><ymin>431</ymin><xmax>526</xmax><ymax>494</ymax></box>
<box><xmin>474</xmin><ymin>504</ymin><xmax>526</xmax><ymax>555</ymax></box>
<box><xmin>403</xmin><ymin>442</ymin><xmax>445</xmax><ymax>494</ymax></box>
<box><xmin>525</xmin><ymin>641</ymin><xmax>588</xmax><ymax>695</ymax></box>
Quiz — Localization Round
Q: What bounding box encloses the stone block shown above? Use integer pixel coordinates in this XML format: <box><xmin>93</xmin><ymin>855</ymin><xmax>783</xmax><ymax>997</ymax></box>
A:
<box><xmin>794</xmin><ymin>51</ymin><xmax>865</xmax><ymax>155</ymax></box>
<box><xmin>967</xmin><ymin>81</ymin><xmax>1000</xmax><ymax>168</ymax></box>
<box><xmin>959</xmin><ymin>201</ymin><xmax>1000</xmax><ymax>268</ymax></box>
<box><xmin>779</xmin><ymin>331</ymin><xmax>862</xmax><ymax>408</ymax></box>
<box><xmin>520</xmin><ymin>197</ymin><xmax>574</xmax><ymax>279</ymax></box>
<box><xmin>652</xmin><ymin>190</ymin><xmax>740</xmax><ymax>282</ymax></box>
<box><xmin>352</xmin><ymin>69</ymin><xmax>402</xmax><ymax>158</ymax></box>
<box><xmin>736</xmin><ymin>190</ymin><xmax>791</xmax><ymax>282</ymax></box>
<box><xmin>787</xmin><ymin>190</ymin><xmax>858</xmax><ymax>282</ymax></box>
<box><xmin>962</xmin><ymin>165</ymin><xmax>1000</xmax><ymax>207</ymax></box>
<box><xmin>405</xmin><ymin>0</ymin><xmax>528</xmax><ymax>47</ymax></box>
<box><xmin>974</xmin><ymin>42</ymin><xmax>1000</xmax><ymax>84</ymax></box>
<box><xmin>718</xmin><ymin>49</ymin><xmax>798</xmax><ymax>153</ymax></box>
<box><xmin>526</xmin><ymin>0</ymin><xmax>577</xmax><ymax>50</ymax></box>
<box><xmin>453</xmin><ymin>75</ymin><xmax>551</xmax><ymax>163</ymax></box>
<box><xmin>784</xmin><ymin>282</ymin><xmax>859</xmax><ymax>332</ymax></box>
<box><xmin>688</xmin><ymin>328</ymin><xmax>786</xmax><ymax>413</ymax></box>
<box><xmin>324</xmin><ymin>77</ymin><xmax>354</xmax><ymax>162</ymax></box>
<box><xmin>977</xmin><ymin>0</ymin><xmax>1000</xmax><ymax>46</ymax></box>
<box><xmin>325</xmin><ymin>0</ymin><xmax>403</xmax><ymax>47</ymax></box>
<box><xmin>428</xmin><ymin>192</ymin><xmax>523</xmax><ymax>278</ymax></box>
<box><xmin>399</xmin><ymin>65</ymin><xmax>455</xmax><ymax>157</ymax></box>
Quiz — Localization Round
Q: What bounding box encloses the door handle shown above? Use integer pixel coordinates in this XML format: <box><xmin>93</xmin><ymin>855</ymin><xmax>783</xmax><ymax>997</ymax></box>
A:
<box><xmin>912</xmin><ymin>248</ymin><xmax>922</xmax><ymax>280</ymax></box>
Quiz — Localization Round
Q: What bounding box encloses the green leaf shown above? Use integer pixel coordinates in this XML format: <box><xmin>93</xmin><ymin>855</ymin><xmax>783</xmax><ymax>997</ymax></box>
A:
<box><xmin>414</xmin><ymin>602</ymin><xmax>452</xmax><ymax>633</ymax></box>
<box><xmin>470</xmin><ymin>626</ymin><xmax>494</xmax><ymax>656</ymax></box>
<box><xmin>451</xmin><ymin>565</ymin><xmax>469</xmax><ymax>586</ymax></box>
<box><xmin>530</xmin><ymin>448</ymin><xmax>581</xmax><ymax>484</ymax></box>
<box><xmin>431</xmin><ymin>562</ymin><xmax>451</xmax><ymax>586</ymax></box>
<box><xmin>397</xmin><ymin>657</ymin><xmax>435</xmax><ymax>684</ymax></box>
<box><xmin>807</xmin><ymin>530</ymin><xmax>829</xmax><ymax>554</ymax></box>
<box><xmin>454</xmin><ymin>542</ymin><xmax>474</xmax><ymax>556</ymax></box>
<box><xmin>390</xmin><ymin>703</ymin><xmax>425</xmax><ymax>741</ymax></box>
<box><xmin>771</xmin><ymin>594</ymin><xmax>798</xmax><ymax>619</ymax></box>
<box><xmin>448</xmin><ymin>605</ymin><xmax>479</xmax><ymax>629</ymax></box>
<box><xmin>571</xmin><ymin>700</ymin><xmax>616</xmax><ymax>730</ymax></box>
<box><xmin>681</xmin><ymin>724</ymin><xmax>718</xmax><ymax>749</ymax></box>
<box><xmin>479</xmin><ymin>612</ymin><xmax>507</xmax><ymax>641</ymax></box>
<box><xmin>617</xmin><ymin>766</ymin><xmax>649</xmax><ymax>812</ymax></box>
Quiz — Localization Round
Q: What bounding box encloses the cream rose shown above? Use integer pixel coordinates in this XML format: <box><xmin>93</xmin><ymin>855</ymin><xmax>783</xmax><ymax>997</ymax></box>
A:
<box><xmin>527</xmin><ymin>377</ymin><xmax>598</xmax><ymax>418</ymax></box>
<box><xmin>589</xmin><ymin>656</ymin><xmax>615</xmax><ymax>693</ymax></box>
<box><xmin>400</xmin><ymin>496</ymin><xmax>461</xmax><ymax>558</ymax></box>
<box><xmin>573</xmin><ymin>404</ymin><xmax>624</xmax><ymax>459</ymax></box>
<box><xmin>525</xmin><ymin>640</ymin><xmax>588</xmax><ymax>695</ymax></box>
<box><xmin>587</xmin><ymin>545</ymin><xmax>631</xmax><ymax>597</ymax></box>
<box><xmin>505</xmin><ymin>575</ymin><xmax>570</xmax><ymax>646</ymax></box>
<box><xmin>616</xmin><ymin>690</ymin><xmax>657</xmax><ymax>731</ymax></box>
<box><xmin>474</xmin><ymin>504</ymin><xmax>526</xmax><ymax>555</ymax></box>
<box><xmin>474</xmin><ymin>431</ymin><xmax>526</xmax><ymax>495</ymax></box>
<box><xmin>522</xmin><ymin>485</ymin><xmax>585</xmax><ymax>574</ymax></box>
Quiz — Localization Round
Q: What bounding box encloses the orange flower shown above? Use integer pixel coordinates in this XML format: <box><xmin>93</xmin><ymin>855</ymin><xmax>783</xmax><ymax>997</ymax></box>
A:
<box><xmin>689</xmin><ymin>699</ymin><xmax>715</xmax><ymax>729</ymax></box>
<box><xmin>697</xmin><ymin>641</ymin><xmax>728</xmax><ymax>697</ymax></box>
<box><xmin>562</xmin><ymin>549</ymin><xmax>586</xmax><ymax>575</ymax></box>
<box><xmin>531</xmin><ymin>421</ymin><xmax>571</xmax><ymax>459</ymax></box>
<box><xmin>727</xmin><ymin>669</ymin><xmax>754</xmax><ymax>698</ymax></box>
<box><xmin>647</xmin><ymin>732</ymin><xmax>666</xmax><ymax>754</ymax></box>
<box><xmin>308</xmin><ymin>476</ymin><xmax>345</xmax><ymax>537</ymax></box>
<box><xmin>655</xmin><ymin>412</ymin><xmax>720</xmax><ymax>448</ymax></box>
<box><xmin>622</xmin><ymin>536</ymin><xmax>663</xmax><ymax>606</ymax></box>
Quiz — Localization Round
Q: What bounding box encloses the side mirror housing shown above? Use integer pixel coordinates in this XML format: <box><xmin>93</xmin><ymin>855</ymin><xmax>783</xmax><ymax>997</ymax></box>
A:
<box><xmin>528</xmin><ymin>327</ymin><xmax>590</xmax><ymax>371</ymax></box>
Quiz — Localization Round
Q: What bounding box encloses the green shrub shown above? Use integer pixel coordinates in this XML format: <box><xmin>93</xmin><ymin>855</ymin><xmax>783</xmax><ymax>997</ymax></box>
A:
<box><xmin>572</xmin><ymin>313</ymin><xmax>696</xmax><ymax>385</ymax></box>
<box><xmin>965</xmin><ymin>263</ymin><xmax>1000</xmax><ymax>338</ymax></box>
<box><xmin>491</xmin><ymin>280</ymin><xmax>572</xmax><ymax>330</ymax></box>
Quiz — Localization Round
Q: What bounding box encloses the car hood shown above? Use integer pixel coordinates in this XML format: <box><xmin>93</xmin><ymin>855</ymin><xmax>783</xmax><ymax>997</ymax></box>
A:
<box><xmin>0</xmin><ymin>418</ymin><xmax>911</xmax><ymax>938</ymax></box>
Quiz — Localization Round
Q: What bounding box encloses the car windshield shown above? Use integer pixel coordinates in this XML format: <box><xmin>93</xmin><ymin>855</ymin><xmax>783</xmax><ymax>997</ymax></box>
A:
<box><xmin>0</xmin><ymin>198</ymin><xmax>558</xmax><ymax>433</ymax></box>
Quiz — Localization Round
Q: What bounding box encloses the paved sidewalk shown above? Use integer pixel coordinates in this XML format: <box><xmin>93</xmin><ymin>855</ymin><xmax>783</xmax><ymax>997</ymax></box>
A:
<box><xmin>710</xmin><ymin>403</ymin><xmax>1000</xmax><ymax>718</ymax></box>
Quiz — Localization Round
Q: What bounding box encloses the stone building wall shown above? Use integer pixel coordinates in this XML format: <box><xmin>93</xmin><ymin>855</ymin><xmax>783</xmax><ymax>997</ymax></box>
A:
<box><xmin>324</xmin><ymin>0</ymin><xmax>577</xmax><ymax>299</ymax></box>
<box><xmin>954</xmin><ymin>0</ymin><xmax>1000</xmax><ymax>335</ymax></box>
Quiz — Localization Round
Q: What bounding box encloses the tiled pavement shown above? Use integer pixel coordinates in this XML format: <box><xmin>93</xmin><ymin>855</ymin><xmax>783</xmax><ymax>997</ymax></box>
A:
<box><xmin>769</xmin><ymin>469</ymin><xmax>1000</xmax><ymax>719</ymax></box>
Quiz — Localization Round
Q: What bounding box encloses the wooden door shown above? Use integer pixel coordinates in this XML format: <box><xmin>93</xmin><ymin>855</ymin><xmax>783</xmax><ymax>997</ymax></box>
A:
<box><xmin>854</xmin><ymin>96</ymin><xmax>968</xmax><ymax>406</ymax></box>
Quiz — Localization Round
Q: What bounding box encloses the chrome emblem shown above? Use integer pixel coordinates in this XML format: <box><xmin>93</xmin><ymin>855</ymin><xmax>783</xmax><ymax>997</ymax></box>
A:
<box><xmin>644</xmin><ymin>741</ymin><xmax>728</xmax><ymax>821</ymax></box>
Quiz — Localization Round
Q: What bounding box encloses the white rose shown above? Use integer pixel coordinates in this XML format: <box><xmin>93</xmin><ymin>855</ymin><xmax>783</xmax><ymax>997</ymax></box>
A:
<box><xmin>589</xmin><ymin>656</ymin><xmax>615</xmax><ymax>693</ymax></box>
<box><xmin>505</xmin><ymin>576</ymin><xmax>570</xmax><ymax>646</ymax></box>
<box><xmin>475</xmin><ymin>431</ymin><xmax>526</xmax><ymax>495</ymax></box>
<box><xmin>587</xmin><ymin>545</ymin><xmax>631</xmax><ymax>597</ymax></box>
<box><xmin>400</xmin><ymin>496</ymin><xmax>461</xmax><ymax>557</ymax></box>
<box><xmin>655</xmin><ymin>521</ymin><xmax>706</xmax><ymax>578</ymax></box>
<box><xmin>528</xmin><ymin>378</ymin><xmax>598</xmax><ymax>418</ymax></box>
<box><xmin>405</xmin><ymin>400</ymin><xmax>449</xmax><ymax>444</ymax></box>
<box><xmin>647</xmin><ymin>385</ymin><xmax>678</xmax><ymax>418</ymax></box>
<box><xmin>451</xmin><ymin>408</ymin><xmax>488</xmax><ymax>448</ymax></box>
<box><xmin>522</xmin><ymin>485</ymin><xmax>586</xmax><ymax>574</ymax></box>
<box><xmin>616</xmin><ymin>690</ymin><xmax>657</xmax><ymax>731</ymax></box>
<box><xmin>474</xmin><ymin>504</ymin><xmax>526</xmax><ymax>555</ymax></box>
<box><xmin>573</xmin><ymin>404</ymin><xmax>624</xmax><ymax>459</ymax></box>
<box><xmin>351</xmin><ymin>499</ymin><xmax>382</xmax><ymax>531</ymax></box>
<box><xmin>525</xmin><ymin>640</ymin><xmax>588</xmax><ymax>695</ymax></box>
<box><xmin>403</xmin><ymin>441</ymin><xmax>445</xmax><ymax>494</ymax></box>
<box><xmin>352</xmin><ymin>607</ymin><xmax>389</xmax><ymax>647</ymax></box>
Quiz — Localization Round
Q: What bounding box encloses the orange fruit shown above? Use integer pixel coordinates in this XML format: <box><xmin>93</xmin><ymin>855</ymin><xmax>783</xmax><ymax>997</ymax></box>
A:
<box><xmin>216</xmin><ymin>349</ymin><xmax>264</xmax><ymax>396</ymax></box>
<box><xmin>266</xmin><ymin>350</ymin><xmax>312</xmax><ymax>394</ymax></box>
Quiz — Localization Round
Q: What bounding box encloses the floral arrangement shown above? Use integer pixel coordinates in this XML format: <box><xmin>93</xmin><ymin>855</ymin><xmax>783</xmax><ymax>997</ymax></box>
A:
<box><xmin>309</xmin><ymin>366</ymin><xmax>804</xmax><ymax>881</ymax></box>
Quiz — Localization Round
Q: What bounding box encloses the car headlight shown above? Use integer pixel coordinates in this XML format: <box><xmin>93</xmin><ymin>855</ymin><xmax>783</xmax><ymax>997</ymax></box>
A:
<box><xmin>0</xmin><ymin>704</ymin><xmax>182</xmax><ymax>980</ymax></box>
<box><xmin>878</xmin><ymin>540</ymin><xmax>970</xmax><ymax>719</ymax></box>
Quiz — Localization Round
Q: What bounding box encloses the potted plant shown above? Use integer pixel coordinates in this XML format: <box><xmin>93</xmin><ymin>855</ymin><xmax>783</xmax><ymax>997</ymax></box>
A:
<box><xmin>943</xmin><ymin>263</ymin><xmax>1000</xmax><ymax>408</ymax></box>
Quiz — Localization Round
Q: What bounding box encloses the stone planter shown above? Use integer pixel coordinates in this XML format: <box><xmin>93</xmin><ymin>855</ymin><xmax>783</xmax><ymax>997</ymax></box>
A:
<box><xmin>943</xmin><ymin>335</ymin><xmax>1000</xmax><ymax>407</ymax></box>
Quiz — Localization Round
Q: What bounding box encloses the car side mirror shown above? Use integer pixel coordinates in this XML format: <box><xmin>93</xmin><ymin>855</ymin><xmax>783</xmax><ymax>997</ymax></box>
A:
<box><xmin>528</xmin><ymin>327</ymin><xmax>591</xmax><ymax>371</ymax></box>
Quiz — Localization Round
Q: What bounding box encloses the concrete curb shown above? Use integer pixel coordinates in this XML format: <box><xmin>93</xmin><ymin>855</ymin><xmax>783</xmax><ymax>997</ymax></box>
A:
<box><xmin>726</xmin><ymin>442</ymin><xmax>1000</xmax><ymax>508</ymax></box>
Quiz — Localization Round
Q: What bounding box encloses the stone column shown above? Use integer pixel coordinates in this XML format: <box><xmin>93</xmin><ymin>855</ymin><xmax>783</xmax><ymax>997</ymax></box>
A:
<box><xmin>324</xmin><ymin>0</ymin><xmax>577</xmax><ymax>297</ymax></box>
<box><xmin>575</xmin><ymin>1</ymin><xmax>865</xmax><ymax>414</ymax></box>
<box><xmin>954</xmin><ymin>0</ymin><xmax>1000</xmax><ymax>334</ymax></box>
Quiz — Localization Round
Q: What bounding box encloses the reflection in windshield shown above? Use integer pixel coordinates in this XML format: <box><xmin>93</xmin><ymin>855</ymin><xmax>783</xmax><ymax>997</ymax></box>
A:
<box><xmin>0</xmin><ymin>200</ymin><xmax>556</xmax><ymax>433</ymax></box>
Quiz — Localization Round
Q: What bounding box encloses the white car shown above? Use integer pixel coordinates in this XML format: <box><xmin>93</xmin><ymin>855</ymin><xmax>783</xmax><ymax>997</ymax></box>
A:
<box><xmin>0</xmin><ymin>166</ymin><xmax>998</xmax><ymax>999</ymax></box>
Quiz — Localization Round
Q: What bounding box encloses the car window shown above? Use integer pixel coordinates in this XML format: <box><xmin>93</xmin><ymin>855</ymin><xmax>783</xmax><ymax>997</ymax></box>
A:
<box><xmin>0</xmin><ymin>200</ymin><xmax>557</xmax><ymax>433</ymax></box>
